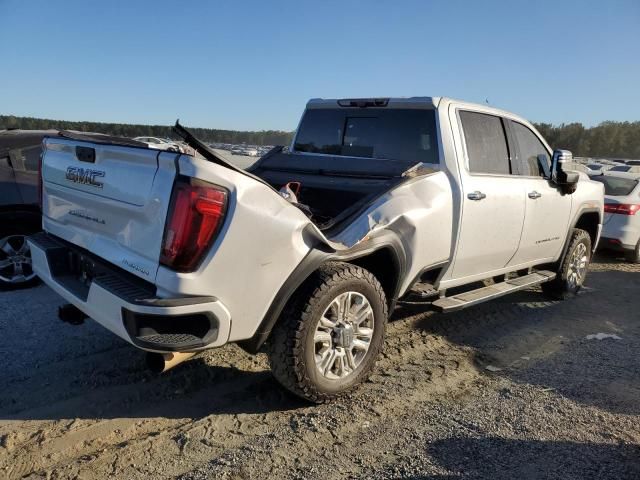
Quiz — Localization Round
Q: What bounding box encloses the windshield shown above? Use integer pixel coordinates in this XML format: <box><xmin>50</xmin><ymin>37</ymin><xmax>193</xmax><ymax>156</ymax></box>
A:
<box><xmin>591</xmin><ymin>176</ymin><xmax>639</xmax><ymax>196</ymax></box>
<box><xmin>610</xmin><ymin>166</ymin><xmax>631</xmax><ymax>172</ymax></box>
<box><xmin>294</xmin><ymin>108</ymin><xmax>439</xmax><ymax>164</ymax></box>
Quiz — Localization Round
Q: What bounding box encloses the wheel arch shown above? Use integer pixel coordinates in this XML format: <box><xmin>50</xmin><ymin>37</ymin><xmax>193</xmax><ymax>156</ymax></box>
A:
<box><xmin>554</xmin><ymin>208</ymin><xmax>601</xmax><ymax>269</ymax></box>
<box><xmin>573</xmin><ymin>210</ymin><xmax>600</xmax><ymax>251</ymax></box>
<box><xmin>237</xmin><ymin>234</ymin><xmax>406</xmax><ymax>354</ymax></box>
<box><xmin>0</xmin><ymin>206</ymin><xmax>41</xmax><ymax>233</ymax></box>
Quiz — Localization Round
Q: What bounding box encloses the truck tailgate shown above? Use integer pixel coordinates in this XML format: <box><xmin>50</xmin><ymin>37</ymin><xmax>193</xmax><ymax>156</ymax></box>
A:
<box><xmin>41</xmin><ymin>137</ymin><xmax>177</xmax><ymax>282</ymax></box>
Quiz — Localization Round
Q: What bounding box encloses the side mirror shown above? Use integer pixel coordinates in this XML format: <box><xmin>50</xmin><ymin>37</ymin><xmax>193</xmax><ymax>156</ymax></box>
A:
<box><xmin>551</xmin><ymin>149</ymin><xmax>579</xmax><ymax>194</ymax></box>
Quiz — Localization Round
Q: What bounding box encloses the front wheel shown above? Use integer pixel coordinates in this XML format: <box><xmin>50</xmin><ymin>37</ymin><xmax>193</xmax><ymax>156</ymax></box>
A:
<box><xmin>266</xmin><ymin>262</ymin><xmax>388</xmax><ymax>403</ymax></box>
<box><xmin>541</xmin><ymin>229</ymin><xmax>592</xmax><ymax>300</ymax></box>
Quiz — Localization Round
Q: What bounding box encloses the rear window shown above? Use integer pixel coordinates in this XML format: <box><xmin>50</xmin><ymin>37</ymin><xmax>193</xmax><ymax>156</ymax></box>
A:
<box><xmin>293</xmin><ymin>108</ymin><xmax>439</xmax><ymax>164</ymax></box>
<box><xmin>591</xmin><ymin>176</ymin><xmax>639</xmax><ymax>196</ymax></box>
<box><xmin>610</xmin><ymin>166</ymin><xmax>631</xmax><ymax>172</ymax></box>
<box><xmin>459</xmin><ymin>110</ymin><xmax>510</xmax><ymax>175</ymax></box>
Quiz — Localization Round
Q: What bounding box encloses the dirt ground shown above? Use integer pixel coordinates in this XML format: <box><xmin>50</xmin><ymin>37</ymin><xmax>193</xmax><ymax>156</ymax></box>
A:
<box><xmin>1</xmin><ymin>253</ymin><xmax>639</xmax><ymax>479</ymax></box>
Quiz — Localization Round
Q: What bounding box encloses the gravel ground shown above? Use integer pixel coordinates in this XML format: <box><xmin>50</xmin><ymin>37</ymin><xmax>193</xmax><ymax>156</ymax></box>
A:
<box><xmin>0</xmin><ymin>253</ymin><xmax>639</xmax><ymax>479</ymax></box>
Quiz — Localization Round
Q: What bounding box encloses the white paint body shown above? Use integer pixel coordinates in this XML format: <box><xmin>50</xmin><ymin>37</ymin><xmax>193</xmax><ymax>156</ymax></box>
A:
<box><xmin>30</xmin><ymin>97</ymin><xmax>605</xmax><ymax>352</ymax></box>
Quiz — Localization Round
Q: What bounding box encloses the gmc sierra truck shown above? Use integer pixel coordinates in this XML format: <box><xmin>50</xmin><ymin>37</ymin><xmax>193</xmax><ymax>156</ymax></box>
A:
<box><xmin>29</xmin><ymin>97</ymin><xmax>604</xmax><ymax>402</ymax></box>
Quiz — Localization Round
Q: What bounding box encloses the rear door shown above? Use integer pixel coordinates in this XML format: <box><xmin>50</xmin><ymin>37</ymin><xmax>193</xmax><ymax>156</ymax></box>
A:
<box><xmin>42</xmin><ymin>138</ymin><xmax>177</xmax><ymax>282</ymax></box>
<box><xmin>506</xmin><ymin>121</ymin><xmax>571</xmax><ymax>265</ymax></box>
<box><xmin>450</xmin><ymin>109</ymin><xmax>526</xmax><ymax>279</ymax></box>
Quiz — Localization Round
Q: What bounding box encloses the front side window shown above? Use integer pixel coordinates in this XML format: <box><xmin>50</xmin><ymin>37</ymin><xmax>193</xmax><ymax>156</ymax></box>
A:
<box><xmin>293</xmin><ymin>108</ymin><xmax>439</xmax><ymax>164</ymax></box>
<box><xmin>512</xmin><ymin>122</ymin><xmax>550</xmax><ymax>177</ymax></box>
<box><xmin>459</xmin><ymin>111</ymin><xmax>510</xmax><ymax>175</ymax></box>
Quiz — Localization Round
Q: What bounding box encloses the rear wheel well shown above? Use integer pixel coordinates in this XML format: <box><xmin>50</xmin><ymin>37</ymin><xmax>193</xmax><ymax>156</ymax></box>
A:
<box><xmin>574</xmin><ymin>211</ymin><xmax>600</xmax><ymax>249</ymax></box>
<box><xmin>0</xmin><ymin>208</ymin><xmax>41</xmax><ymax>235</ymax></box>
<box><xmin>238</xmin><ymin>247</ymin><xmax>402</xmax><ymax>355</ymax></box>
<box><xmin>347</xmin><ymin>247</ymin><xmax>400</xmax><ymax>309</ymax></box>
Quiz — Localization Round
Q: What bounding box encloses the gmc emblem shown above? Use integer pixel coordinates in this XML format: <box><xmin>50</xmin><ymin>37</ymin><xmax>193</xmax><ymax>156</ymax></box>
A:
<box><xmin>65</xmin><ymin>167</ymin><xmax>105</xmax><ymax>189</ymax></box>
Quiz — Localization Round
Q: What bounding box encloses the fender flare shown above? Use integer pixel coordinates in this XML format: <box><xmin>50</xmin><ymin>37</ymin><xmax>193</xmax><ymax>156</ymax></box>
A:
<box><xmin>557</xmin><ymin>207</ymin><xmax>602</xmax><ymax>265</ymax></box>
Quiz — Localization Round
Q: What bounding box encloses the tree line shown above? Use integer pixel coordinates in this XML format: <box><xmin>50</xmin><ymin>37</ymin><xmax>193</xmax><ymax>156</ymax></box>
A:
<box><xmin>0</xmin><ymin>115</ymin><xmax>294</xmax><ymax>146</ymax></box>
<box><xmin>1</xmin><ymin>114</ymin><xmax>639</xmax><ymax>159</ymax></box>
<box><xmin>533</xmin><ymin>121</ymin><xmax>640</xmax><ymax>160</ymax></box>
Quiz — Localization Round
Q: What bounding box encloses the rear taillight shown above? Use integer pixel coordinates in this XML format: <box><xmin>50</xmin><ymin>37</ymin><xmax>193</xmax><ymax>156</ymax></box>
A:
<box><xmin>160</xmin><ymin>177</ymin><xmax>228</xmax><ymax>272</ymax></box>
<box><xmin>604</xmin><ymin>203</ymin><xmax>640</xmax><ymax>215</ymax></box>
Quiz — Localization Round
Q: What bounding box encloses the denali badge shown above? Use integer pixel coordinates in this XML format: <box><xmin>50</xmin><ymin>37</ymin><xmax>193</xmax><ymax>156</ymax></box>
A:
<box><xmin>65</xmin><ymin>166</ymin><xmax>105</xmax><ymax>188</ymax></box>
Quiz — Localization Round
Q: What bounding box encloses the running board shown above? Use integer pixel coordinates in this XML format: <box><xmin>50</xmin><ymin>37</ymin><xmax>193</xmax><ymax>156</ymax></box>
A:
<box><xmin>432</xmin><ymin>270</ymin><xmax>556</xmax><ymax>313</ymax></box>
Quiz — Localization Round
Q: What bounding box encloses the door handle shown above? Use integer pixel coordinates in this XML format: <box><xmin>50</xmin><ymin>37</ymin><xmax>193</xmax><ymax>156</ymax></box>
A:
<box><xmin>528</xmin><ymin>191</ymin><xmax>542</xmax><ymax>199</ymax></box>
<box><xmin>467</xmin><ymin>191</ymin><xmax>486</xmax><ymax>201</ymax></box>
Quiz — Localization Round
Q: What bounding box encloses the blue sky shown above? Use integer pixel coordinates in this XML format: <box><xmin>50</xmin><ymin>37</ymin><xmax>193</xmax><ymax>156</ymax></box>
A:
<box><xmin>0</xmin><ymin>0</ymin><xmax>638</xmax><ymax>131</ymax></box>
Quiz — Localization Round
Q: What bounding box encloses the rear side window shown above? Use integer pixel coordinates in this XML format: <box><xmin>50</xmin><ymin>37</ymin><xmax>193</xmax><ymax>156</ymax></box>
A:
<box><xmin>293</xmin><ymin>108</ymin><xmax>439</xmax><ymax>164</ymax></box>
<box><xmin>459</xmin><ymin>111</ymin><xmax>510</xmax><ymax>175</ymax></box>
<box><xmin>512</xmin><ymin>122</ymin><xmax>550</xmax><ymax>177</ymax></box>
<box><xmin>591</xmin><ymin>176</ymin><xmax>639</xmax><ymax>196</ymax></box>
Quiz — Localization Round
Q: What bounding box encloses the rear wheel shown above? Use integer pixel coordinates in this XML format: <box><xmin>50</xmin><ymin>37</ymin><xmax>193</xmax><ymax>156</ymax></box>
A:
<box><xmin>541</xmin><ymin>229</ymin><xmax>591</xmax><ymax>300</ymax></box>
<box><xmin>266</xmin><ymin>262</ymin><xmax>388</xmax><ymax>403</ymax></box>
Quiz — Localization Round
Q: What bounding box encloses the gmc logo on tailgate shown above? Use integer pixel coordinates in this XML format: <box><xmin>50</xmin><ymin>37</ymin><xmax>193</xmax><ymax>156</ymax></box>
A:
<box><xmin>65</xmin><ymin>167</ymin><xmax>105</xmax><ymax>189</ymax></box>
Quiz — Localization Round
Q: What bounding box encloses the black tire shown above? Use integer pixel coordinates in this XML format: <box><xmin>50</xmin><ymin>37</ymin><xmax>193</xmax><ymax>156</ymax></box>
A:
<box><xmin>265</xmin><ymin>262</ymin><xmax>388</xmax><ymax>403</ymax></box>
<box><xmin>625</xmin><ymin>241</ymin><xmax>640</xmax><ymax>264</ymax></box>
<box><xmin>541</xmin><ymin>228</ymin><xmax>592</xmax><ymax>300</ymax></box>
<box><xmin>0</xmin><ymin>219</ymin><xmax>41</xmax><ymax>290</ymax></box>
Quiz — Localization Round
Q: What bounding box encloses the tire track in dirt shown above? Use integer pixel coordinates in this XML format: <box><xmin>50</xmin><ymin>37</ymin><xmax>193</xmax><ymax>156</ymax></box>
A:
<box><xmin>1</xmin><ymin>255</ymin><xmax>637</xmax><ymax>479</ymax></box>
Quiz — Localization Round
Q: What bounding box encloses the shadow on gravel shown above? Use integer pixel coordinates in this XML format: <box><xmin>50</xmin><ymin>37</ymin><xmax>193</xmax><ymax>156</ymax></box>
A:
<box><xmin>411</xmin><ymin>264</ymin><xmax>640</xmax><ymax>416</ymax></box>
<box><xmin>421</xmin><ymin>436</ymin><xmax>640</xmax><ymax>479</ymax></box>
<box><xmin>1</xmin><ymin>355</ymin><xmax>306</xmax><ymax>421</ymax></box>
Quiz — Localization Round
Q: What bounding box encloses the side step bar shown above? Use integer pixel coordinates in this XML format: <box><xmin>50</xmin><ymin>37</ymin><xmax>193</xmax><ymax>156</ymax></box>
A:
<box><xmin>432</xmin><ymin>270</ymin><xmax>556</xmax><ymax>313</ymax></box>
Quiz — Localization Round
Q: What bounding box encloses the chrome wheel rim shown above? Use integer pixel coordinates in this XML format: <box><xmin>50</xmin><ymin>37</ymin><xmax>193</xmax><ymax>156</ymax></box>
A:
<box><xmin>567</xmin><ymin>242</ymin><xmax>588</xmax><ymax>288</ymax></box>
<box><xmin>314</xmin><ymin>291</ymin><xmax>375</xmax><ymax>380</ymax></box>
<box><xmin>0</xmin><ymin>235</ymin><xmax>36</xmax><ymax>284</ymax></box>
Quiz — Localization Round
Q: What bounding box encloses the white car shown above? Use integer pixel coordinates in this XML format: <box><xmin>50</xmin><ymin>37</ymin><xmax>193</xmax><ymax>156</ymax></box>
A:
<box><xmin>592</xmin><ymin>172</ymin><xmax>640</xmax><ymax>262</ymax></box>
<box><xmin>584</xmin><ymin>163</ymin><xmax>606</xmax><ymax>175</ymax></box>
<box><xmin>244</xmin><ymin>147</ymin><xmax>259</xmax><ymax>157</ymax></box>
<box><xmin>133</xmin><ymin>136</ymin><xmax>181</xmax><ymax>152</ymax></box>
<box><xmin>30</xmin><ymin>97</ymin><xmax>604</xmax><ymax>402</ymax></box>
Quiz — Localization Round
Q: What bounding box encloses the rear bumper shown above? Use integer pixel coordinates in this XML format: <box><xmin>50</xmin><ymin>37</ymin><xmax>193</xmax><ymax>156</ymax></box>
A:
<box><xmin>600</xmin><ymin>222</ymin><xmax>640</xmax><ymax>251</ymax></box>
<box><xmin>28</xmin><ymin>233</ymin><xmax>231</xmax><ymax>352</ymax></box>
<box><xmin>599</xmin><ymin>237</ymin><xmax>636</xmax><ymax>252</ymax></box>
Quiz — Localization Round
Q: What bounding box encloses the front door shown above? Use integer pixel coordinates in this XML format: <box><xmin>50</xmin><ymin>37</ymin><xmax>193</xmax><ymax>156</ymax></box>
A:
<box><xmin>506</xmin><ymin>121</ymin><xmax>572</xmax><ymax>265</ymax></box>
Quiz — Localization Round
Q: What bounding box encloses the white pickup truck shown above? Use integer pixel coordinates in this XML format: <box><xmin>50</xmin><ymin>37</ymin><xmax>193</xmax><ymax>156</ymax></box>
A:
<box><xmin>30</xmin><ymin>97</ymin><xmax>604</xmax><ymax>402</ymax></box>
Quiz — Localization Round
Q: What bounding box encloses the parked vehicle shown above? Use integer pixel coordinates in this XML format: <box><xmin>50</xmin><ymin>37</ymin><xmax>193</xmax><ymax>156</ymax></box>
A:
<box><xmin>0</xmin><ymin>130</ymin><xmax>53</xmax><ymax>289</ymax></box>
<box><xmin>30</xmin><ymin>97</ymin><xmax>604</xmax><ymax>402</ymax></box>
<box><xmin>609</xmin><ymin>165</ymin><xmax>640</xmax><ymax>173</ymax></box>
<box><xmin>133</xmin><ymin>136</ymin><xmax>182</xmax><ymax>152</ymax></box>
<box><xmin>592</xmin><ymin>172</ymin><xmax>640</xmax><ymax>262</ymax></box>
<box><xmin>585</xmin><ymin>163</ymin><xmax>606</xmax><ymax>175</ymax></box>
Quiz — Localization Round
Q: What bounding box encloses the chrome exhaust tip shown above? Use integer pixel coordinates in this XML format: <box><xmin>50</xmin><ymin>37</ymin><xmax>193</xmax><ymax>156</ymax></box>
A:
<box><xmin>146</xmin><ymin>351</ymin><xmax>196</xmax><ymax>373</ymax></box>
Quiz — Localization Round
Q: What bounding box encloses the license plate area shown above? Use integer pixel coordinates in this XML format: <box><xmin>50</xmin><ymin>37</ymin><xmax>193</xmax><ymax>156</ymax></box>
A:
<box><xmin>49</xmin><ymin>249</ymin><xmax>103</xmax><ymax>301</ymax></box>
